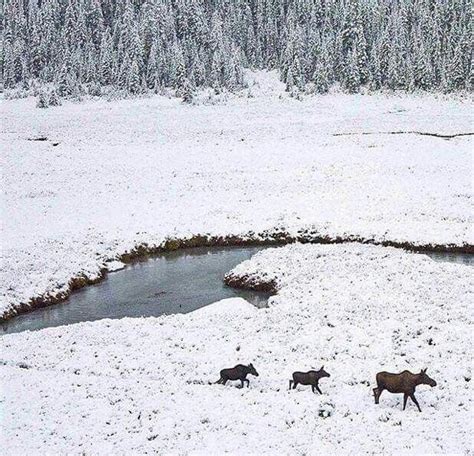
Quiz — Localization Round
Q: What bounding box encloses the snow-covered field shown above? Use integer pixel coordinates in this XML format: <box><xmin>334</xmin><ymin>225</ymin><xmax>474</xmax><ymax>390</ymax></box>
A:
<box><xmin>1</xmin><ymin>244</ymin><xmax>472</xmax><ymax>454</ymax></box>
<box><xmin>1</xmin><ymin>72</ymin><xmax>472</xmax><ymax>318</ymax></box>
<box><xmin>1</xmin><ymin>72</ymin><xmax>473</xmax><ymax>454</ymax></box>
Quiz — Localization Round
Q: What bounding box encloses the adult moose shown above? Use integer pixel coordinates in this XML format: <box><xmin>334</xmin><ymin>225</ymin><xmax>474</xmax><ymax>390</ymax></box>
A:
<box><xmin>289</xmin><ymin>366</ymin><xmax>331</xmax><ymax>394</ymax></box>
<box><xmin>373</xmin><ymin>368</ymin><xmax>437</xmax><ymax>412</ymax></box>
<box><xmin>215</xmin><ymin>363</ymin><xmax>259</xmax><ymax>388</ymax></box>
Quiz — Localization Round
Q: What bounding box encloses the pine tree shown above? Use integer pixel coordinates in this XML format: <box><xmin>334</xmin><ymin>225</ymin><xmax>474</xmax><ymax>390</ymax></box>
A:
<box><xmin>172</xmin><ymin>44</ymin><xmax>187</xmax><ymax>94</ymax></box>
<box><xmin>224</xmin><ymin>58</ymin><xmax>238</xmax><ymax>91</ymax></box>
<box><xmin>29</xmin><ymin>31</ymin><xmax>42</xmax><ymax>76</ymax></box>
<box><xmin>211</xmin><ymin>50</ymin><xmax>222</xmax><ymax>90</ymax></box>
<box><xmin>64</xmin><ymin>1</ymin><xmax>77</xmax><ymax>48</ymax></box>
<box><xmin>292</xmin><ymin>54</ymin><xmax>304</xmax><ymax>90</ymax></box>
<box><xmin>413</xmin><ymin>38</ymin><xmax>435</xmax><ymax>90</ymax></box>
<box><xmin>146</xmin><ymin>42</ymin><xmax>159</xmax><ymax>89</ymax></box>
<box><xmin>344</xmin><ymin>50</ymin><xmax>361</xmax><ymax>93</ymax></box>
<box><xmin>49</xmin><ymin>89</ymin><xmax>62</xmax><ymax>106</ymax></box>
<box><xmin>387</xmin><ymin>38</ymin><xmax>408</xmax><ymax>90</ymax></box>
<box><xmin>286</xmin><ymin>66</ymin><xmax>295</xmax><ymax>92</ymax></box>
<box><xmin>86</xmin><ymin>0</ymin><xmax>105</xmax><ymax>47</ymax></box>
<box><xmin>89</xmin><ymin>82</ymin><xmax>102</xmax><ymax>96</ymax></box>
<box><xmin>234</xmin><ymin>51</ymin><xmax>245</xmax><ymax>88</ymax></box>
<box><xmin>354</xmin><ymin>29</ymin><xmax>370</xmax><ymax>85</ymax></box>
<box><xmin>446</xmin><ymin>41</ymin><xmax>467</xmax><ymax>91</ymax></box>
<box><xmin>117</xmin><ymin>54</ymin><xmax>131</xmax><ymax>90</ymax></box>
<box><xmin>128</xmin><ymin>58</ymin><xmax>141</xmax><ymax>94</ymax></box>
<box><xmin>58</xmin><ymin>61</ymin><xmax>74</xmax><ymax>97</ymax></box>
<box><xmin>129</xmin><ymin>24</ymin><xmax>144</xmax><ymax>75</ymax></box>
<box><xmin>76</xmin><ymin>7</ymin><xmax>88</xmax><ymax>49</ymax></box>
<box><xmin>99</xmin><ymin>33</ymin><xmax>113</xmax><ymax>85</ymax></box>
<box><xmin>121</xmin><ymin>0</ymin><xmax>134</xmax><ymax>51</ymax></box>
<box><xmin>368</xmin><ymin>45</ymin><xmax>382</xmax><ymax>91</ymax></box>
<box><xmin>3</xmin><ymin>43</ymin><xmax>16</xmax><ymax>89</ymax></box>
<box><xmin>209</xmin><ymin>11</ymin><xmax>224</xmax><ymax>55</ymax></box>
<box><xmin>181</xmin><ymin>77</ymin><xmax>195</xmax><ymax>103</ymax></box>
<box><xmin>36</xmin><ymin>90</ymin><xmax>49</xmax><ymax>108</ymax></box>
<box><xmin>312</xmin><ymin>48</ymin><xmax>330</xmax><ymax>94</ymax></box>
<box><xmin>193</xmin><ymin>50</ymin><xmax>206</xmax><ymax>87</ymax></box>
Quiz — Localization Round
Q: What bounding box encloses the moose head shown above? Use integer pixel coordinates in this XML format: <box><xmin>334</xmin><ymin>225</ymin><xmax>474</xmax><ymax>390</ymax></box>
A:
<box><xmin>419</xmin><ymin>368</ymin><xmax>437</xmax><ymax>387</ymax></box>
<box><xmin>319</xmin><ymin>365</ymin><xmax>331</xmax><ymax>378</ymax></box>
<box><xmin>248</xmin><ymin>363</ymin><xmax>259</xmax><ymax>377</ymax></box>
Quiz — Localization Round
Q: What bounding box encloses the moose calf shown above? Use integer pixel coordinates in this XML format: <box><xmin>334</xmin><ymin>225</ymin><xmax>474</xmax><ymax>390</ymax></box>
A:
<box><xmin>289</xmin><ymin>366</ymin><xmax>331</xmax><ymax>394</ymax></box>
<box><xmin>373</xmin><ymin>368</ymin><xmax>437</xmax><ymax>412</ymax></box>
<box><xmin>215</xmin><ymin>363</ymin><xmax>259</xmax><ymax>388</ymax></box>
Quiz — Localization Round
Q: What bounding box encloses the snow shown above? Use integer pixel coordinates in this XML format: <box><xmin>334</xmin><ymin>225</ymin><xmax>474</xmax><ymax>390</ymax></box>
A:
<box><xmin>104</xmin><ymin>260</ymin><xmax>126</xmax><ymax>272</ymax></box>
<box><xmin>1</xmin><ymin>72</ymin><xmax>472</xmax><ymax>318</ymax></box>
<box><xmin>1</xmin><ymin>244</ymin><xmax>472</xmax><ymax>454</ymax></box>
<box><xmin>1</xmin><ymin>71</ymin><xmax>472</xmax><ymax>453</ymax></box>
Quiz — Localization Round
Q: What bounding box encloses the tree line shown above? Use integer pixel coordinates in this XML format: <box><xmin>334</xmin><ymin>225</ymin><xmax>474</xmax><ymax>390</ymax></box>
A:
<box><xmin>2</xmin><ymin>0</ymin><xmax>472</xmax><ymax>102</ymax></box>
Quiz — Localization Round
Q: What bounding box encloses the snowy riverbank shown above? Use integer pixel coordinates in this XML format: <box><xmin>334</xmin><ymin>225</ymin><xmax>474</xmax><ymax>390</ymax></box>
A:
<box><xmin>1</xmin><ymin>72</ymin><xmax>472</xmax><ymax>318</ymax></box>
<box><xmin>1</xmin><ymin>244</ymin><xmax>472</xmax><ymax>454</ymax></box>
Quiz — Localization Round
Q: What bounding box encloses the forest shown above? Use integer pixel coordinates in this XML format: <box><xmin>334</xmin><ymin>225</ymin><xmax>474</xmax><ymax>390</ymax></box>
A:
<box><xmin>2</xmin><ymin>0</ymin><xmax>472</xmax><ymax>102</ymax></box>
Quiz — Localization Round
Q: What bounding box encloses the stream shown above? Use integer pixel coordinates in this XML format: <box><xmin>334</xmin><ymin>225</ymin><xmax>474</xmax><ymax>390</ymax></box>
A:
<box><xmin>1</xmin><ymin>246</ymin><xmax>472</xmax><ymax>335</ymax></box>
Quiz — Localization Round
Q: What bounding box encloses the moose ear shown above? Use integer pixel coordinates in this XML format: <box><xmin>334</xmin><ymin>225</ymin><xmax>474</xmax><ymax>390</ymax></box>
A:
<box><xmin>421</xmin><ymin>368</ymin><xmax>427</xmax><ymax>373</ymax></box>
<box><xmin>320</xmin><ymin>365</ymin><xmax>324</xmax><ymax>370</ymax></box>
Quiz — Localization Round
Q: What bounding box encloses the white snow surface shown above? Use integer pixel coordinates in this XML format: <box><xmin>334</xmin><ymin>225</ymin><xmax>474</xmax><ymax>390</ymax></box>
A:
<box><xmin>1</xmin><ymin>244</ymin><xmax>472</xmax><ymax>454</ymax></box>
<box><xmin>1</xmin><ymin>71</ymin><xmax>473</xmax><ymax>317</ymax></box>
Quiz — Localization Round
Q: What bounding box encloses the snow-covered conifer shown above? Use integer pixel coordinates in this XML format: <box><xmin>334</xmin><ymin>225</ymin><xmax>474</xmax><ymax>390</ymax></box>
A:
<box><xmin>181</xmin><ymin>77</ymin><xmax>195</xmax><ymax>103</ymax></box>
<box><xmin>49</xmin><ymin>89</ymin><xmax>62</xmax><ymax>106</ymax></box>
<box><xmin>344</xmin><ymin>50</ymin><xmax>361</xmax><ymax>93</ymax></box>
<box><xmin>128</xmin><ymin>58</ymin><xmax>141</xmax><ymax>94</ymax></box>
<box><xmin>36</xmin><ymin>90</ymin><xmax>49</xmax><ymax>108</ymax></box>
<box><xmin>1</xmin><ymin>0</ymin><xmax>471</xmax><ymax>97</ymax></box>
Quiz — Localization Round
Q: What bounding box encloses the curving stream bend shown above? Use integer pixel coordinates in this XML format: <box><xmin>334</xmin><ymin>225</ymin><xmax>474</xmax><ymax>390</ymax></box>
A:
<box><xmin>1</xmin><ymin>246</ymin><xmax>472</xmax><ymax>335</ymax></box>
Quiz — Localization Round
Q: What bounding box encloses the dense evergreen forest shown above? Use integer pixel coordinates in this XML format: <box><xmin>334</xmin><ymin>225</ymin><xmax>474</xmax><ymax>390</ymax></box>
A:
<box><xmin>2</xmin><ymin>0</ymin><xmax>472</xmax><ymax>102</ymax></box>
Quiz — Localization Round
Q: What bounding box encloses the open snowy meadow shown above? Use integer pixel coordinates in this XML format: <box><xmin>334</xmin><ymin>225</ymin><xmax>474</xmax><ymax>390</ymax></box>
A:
<box><xmin>1</xmin><ymin>72</ymin><xmax>473</xmax><ymax>454</ymax></box>
<box><xmin>2</xmin><ymin>72</ymin><xmax>472</xmax><ymax>318</ymax></box>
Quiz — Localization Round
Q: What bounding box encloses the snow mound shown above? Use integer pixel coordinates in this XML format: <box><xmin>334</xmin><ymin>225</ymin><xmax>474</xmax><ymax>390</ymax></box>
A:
<box><xmin>105</xmin><ymin>260</ymin><xmax>126</xmax><ymax>272</ymax></box>
<box><xmin>192</xmin><ymin>297</ymin><xmax>257</xmax><ymax>318</ymax></box>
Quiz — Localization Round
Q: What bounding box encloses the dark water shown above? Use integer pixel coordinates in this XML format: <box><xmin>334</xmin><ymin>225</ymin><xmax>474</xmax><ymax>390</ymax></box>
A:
<box><xmin>1</xmin><ymin>246</ymin><xmax>472</xmax><ymax>335</ymax></box>
<box><xmin>1</xmin><ymin>247</ymin><xmax>271</xmax><ymax>335</ymax></box>
<box><xmin>423</xmin><ymin>251</ymin><xmax>473</xmax><ymax>267</ymax></box>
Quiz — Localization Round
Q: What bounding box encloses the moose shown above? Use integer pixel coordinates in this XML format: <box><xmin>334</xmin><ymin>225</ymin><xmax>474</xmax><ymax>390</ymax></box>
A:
<box><xmin>289</xmin><ymin>366</ymin><xmax>331</xmax><ymax>394</ymax></box>
<box><xmin>373</xmin><ymin>368</ymin><xmax>437</xmax><ymax>412</ymax></box>
<box><xmin>215</xmin><ymin>363</ymin><xmax>259</xmax><ymax>388</ymax></box>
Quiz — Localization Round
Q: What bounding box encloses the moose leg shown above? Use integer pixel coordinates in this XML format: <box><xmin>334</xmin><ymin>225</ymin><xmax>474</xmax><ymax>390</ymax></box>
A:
<box><xmin>410</xmin><ymin>393</ymin><xmax>422</xmax><ymax>412</ymax></box>
<box><xmin>315</xmin><ymin>385</ymin><xmax>323</xmax><ymax>395</ymax></box>
<box><xmin>292</xmin><ymin>381</ymin><xmax>298</xmax><ymax>390</ymax></box>
<box><xmin>239</xmin><ymin>379</ymin><xmax>245</xmax><ymax>388</ymax></box>
<box><xmin>311</xmin><ymin>385</ymin><xmax>316</xmax><ymax>393</ymax></box>
<box><xmin>403</xmin><ymin>393</ymin><xmax>408</xmax><ymax>410</ymax></box>
<box><xmin>289</xmin><ymin>380</ymin><xmax>293</xmax><ymax>390</ymax></box>
<box><xmin>374</xmin><ymin>387</ymin><xmax>383</xmax><ymax>404</ymax></box>
<box><xmin>245</xmin><ymin>378</ymin><xmax>250</xmax><ymax>388</ymax></box>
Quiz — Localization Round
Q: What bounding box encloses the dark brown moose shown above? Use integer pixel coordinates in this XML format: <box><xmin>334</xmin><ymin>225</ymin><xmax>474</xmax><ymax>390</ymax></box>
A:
<box><xmin>373</xmin><ymin>368</ymin><xmax>437</xmax><ymax>412</ymax></box>
<box><xmin>215</xmin><ymin>363</ymin><xmax>259</xmax><ymax>388</ymax></box>
<box><xmin>289</xmin><ymin>366</ymin><xmax>331</xmax><ymax>394</ymax></box>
